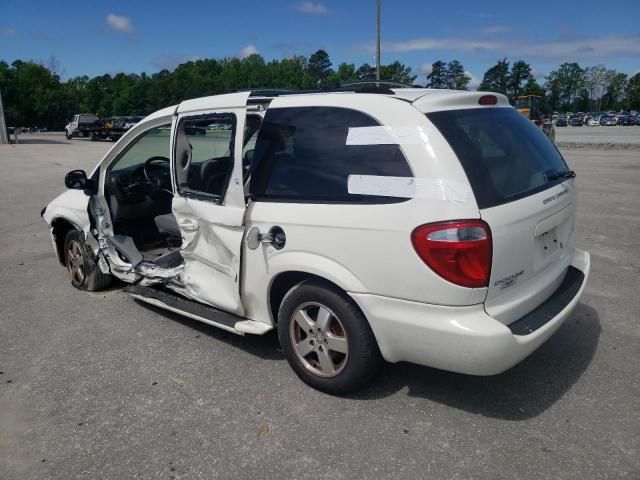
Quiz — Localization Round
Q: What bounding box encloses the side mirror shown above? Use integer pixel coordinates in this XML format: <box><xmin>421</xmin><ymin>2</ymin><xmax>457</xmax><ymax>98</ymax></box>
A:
<box><xmin>65</xmin><ymin>170</ymin><xmax>96</xmax><ymax>195</ymax></box>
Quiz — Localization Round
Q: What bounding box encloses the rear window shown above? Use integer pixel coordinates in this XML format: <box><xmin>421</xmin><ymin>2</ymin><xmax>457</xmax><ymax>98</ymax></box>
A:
<box><xmin>249</xmin><ymin>107</ymin><xmax>412</xmax><ymax>203</ymax></box>
<box><xmin>427</xmin><ymin>108</ymin><xmax>570</xmax><ymax>209</ymax></box>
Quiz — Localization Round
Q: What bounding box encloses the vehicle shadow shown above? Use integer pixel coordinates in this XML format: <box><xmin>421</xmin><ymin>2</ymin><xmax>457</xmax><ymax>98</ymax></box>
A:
<box><xmin>134</xmin><ymin>299</ymin><xmax>284</xmax><ymax>361</ymax></box>
<box><xmin>354</xmin><ymin>302</ymin><xmax>601</xmax><ymax>420</ymax></box>
<box><xmin>14</xmin><ymin>137</ymin><xmax>69</xmax><ymax>145</ymax></box>
<box><xmin>135</xmin><ymin>298</ymin><xmax>599</xmax><ymax>419</ymax></box>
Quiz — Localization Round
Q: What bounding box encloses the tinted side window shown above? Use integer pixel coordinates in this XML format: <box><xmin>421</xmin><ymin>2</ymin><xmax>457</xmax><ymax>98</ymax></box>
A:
<box><xmin>427</xmin><ymin>108</ymin><xmax>570</xmax><ymax>209</ymax></box>
<box><xmin>249</xmin><ymin>107</ymin><xmax>412</xmax><ymax>202</ymax></box>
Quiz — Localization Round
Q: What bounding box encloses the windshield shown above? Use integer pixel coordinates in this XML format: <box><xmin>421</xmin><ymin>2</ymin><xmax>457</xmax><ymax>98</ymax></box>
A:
<box><xmin>514</xmin><ymin>98</ymin><xmax>530</xmax><ymax>109</ymax></box>
<box><xmin>427</xmin><ymin>107</ymin><xmax>570</xmax><ymax>209</ymax></box>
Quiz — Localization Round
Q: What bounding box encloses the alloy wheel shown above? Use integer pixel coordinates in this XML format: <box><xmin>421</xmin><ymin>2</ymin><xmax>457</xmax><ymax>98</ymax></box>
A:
<box><xmin>66</xmin><ymin>240</ymin><xmax>85</xmax><ymax>285</ymax></box>
<box><xmin>289</xmin><ymin>302</ymin><xmax>349</xmax><ymax>377</ymax></box>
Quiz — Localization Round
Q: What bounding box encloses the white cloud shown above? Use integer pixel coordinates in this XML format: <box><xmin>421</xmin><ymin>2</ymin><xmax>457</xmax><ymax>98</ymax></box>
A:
<box><xmin>295</xmin><ymin>1</ymin><xmax>328</xmax><ymax>14</ymax></box>
<box><xmin>466</xmin><ymin>71</ymin><xmax>481</xmax><ymax>90</ymax></box>
<box><xmin>421</xmin><ymin>63</ymin><xmax>433</xmax><ymax>75</ymax></box>
<box><xmin>360</xmin><ymin>35</ymin><xmax>640</xmax><ymax>61</ymax></box>
<box><xmin>106</xmin><ymin>14</ymin><xmax>134</xmax><ymax>34</ymax></box>
<box><xmin>239</xmin><ymin>44</ymin><xmax>259</xmax><ymax>58</ymax></box>
<box><xmin>0</xmin><ymin>27</ymin><xmax>15</xmax><ymax>37</ymax></box>
<box><xmin>482</xmin><ymin>25</ymin><xmax>511</xmax><ymax>34</ymax></box>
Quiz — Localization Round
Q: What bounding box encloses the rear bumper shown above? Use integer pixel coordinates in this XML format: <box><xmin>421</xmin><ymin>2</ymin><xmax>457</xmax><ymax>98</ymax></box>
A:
<box><xmin>351</xmin><ymin>247</ymin><xmax>590</xmax><ymax>376</ymax></box>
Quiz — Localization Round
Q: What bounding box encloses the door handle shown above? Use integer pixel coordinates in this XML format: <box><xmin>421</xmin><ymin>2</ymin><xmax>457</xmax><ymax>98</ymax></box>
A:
<box><xmin>180</xmin><ymin>219</ymin><xmax>199</xmax><ymax>232</ymax></box>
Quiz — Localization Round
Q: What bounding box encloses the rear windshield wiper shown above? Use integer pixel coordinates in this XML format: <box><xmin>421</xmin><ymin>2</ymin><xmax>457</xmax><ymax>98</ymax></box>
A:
<box><xmin>546</xmin><ymin>170</ymin><xmax>576</xmax><ymax>181</ymax></box>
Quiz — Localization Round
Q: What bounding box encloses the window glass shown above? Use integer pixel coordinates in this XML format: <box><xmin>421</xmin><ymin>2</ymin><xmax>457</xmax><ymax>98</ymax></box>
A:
<box><xmin>79</xmin><ymin>114</ymin><xmax>100</xmax><ymax>123</ymax></box>
<box><xmin>427</xmin><ymin>108</ymin><xmax>570</xmax><ymax>209</ymax></box>
<box><xmin>242</xmin><ymin>115</ymin><xmax>262</xmax><ymax>183</ymax></box>
<box><xmin>175</xmin><ymin>115</ymin><xmax>236</xmax><ymax>198</ymax></box>
<box><xmin>249</xmin><ymin>107</ymin><xmax>412</xmax><ymax>202</ymax></box>
<box><xmin>110</xmin><ymin>125</ymin><xmax>171</xmax><ymax>173</ymax></box>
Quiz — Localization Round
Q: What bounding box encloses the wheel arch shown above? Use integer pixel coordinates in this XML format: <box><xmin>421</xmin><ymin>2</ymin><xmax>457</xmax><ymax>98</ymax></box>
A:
<box><xmin>268</xmin><ymin>271</ymin><xmax>366</xmax><ymax>327</ymax></box>
<box><xmin>262</xmin><ymin>252</ymin><xmax>367</xmax><ymax>325</ymax></box>
<box><xmin>50</xmin><ymin>217</ymin><xmax>83</xmax><ymax>266</ymax></box>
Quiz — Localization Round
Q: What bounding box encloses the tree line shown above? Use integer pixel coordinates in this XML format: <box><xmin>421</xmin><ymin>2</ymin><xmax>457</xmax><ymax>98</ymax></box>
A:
<box><xmin>1</xmin><ymin>50</ymin><xmax>639</xmax><ymax>130</ymax></box>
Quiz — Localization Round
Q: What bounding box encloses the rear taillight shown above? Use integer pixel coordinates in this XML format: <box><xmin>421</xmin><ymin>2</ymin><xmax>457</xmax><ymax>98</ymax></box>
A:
<box><xmin>411</xmin><ymin>220</ymin><xmax>492</xmax><ymax>288</ymax></box>
<box><xmin>478</xmin><ymin>94</ymin><xmax>498</xmax><ymax>105</ymax></box>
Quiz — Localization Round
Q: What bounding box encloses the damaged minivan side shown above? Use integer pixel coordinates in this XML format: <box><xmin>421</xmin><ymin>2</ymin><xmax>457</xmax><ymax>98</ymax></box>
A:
<box><xmin>43</xmin><ymin>89</ymin><xmax>590</xmax><ymax>394</ymax></box>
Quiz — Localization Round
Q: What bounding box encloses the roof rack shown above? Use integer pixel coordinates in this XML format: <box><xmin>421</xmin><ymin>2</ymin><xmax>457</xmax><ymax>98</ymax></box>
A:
<box><xmin>239</xmin><ymin>81</ymin><xmax>423</xmax><ymax>99</ymax></box>
<box><xmin>340</xmin><ymin>80</ymin><xmax>422</xmax><ymax>89</ymax></box>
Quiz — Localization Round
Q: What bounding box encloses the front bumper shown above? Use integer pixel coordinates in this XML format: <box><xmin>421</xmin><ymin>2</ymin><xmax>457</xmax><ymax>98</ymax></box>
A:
<box><xmin>350</xmin><ymin>247</ymin><xmax>590</xmax><ymax>376</ymax></box>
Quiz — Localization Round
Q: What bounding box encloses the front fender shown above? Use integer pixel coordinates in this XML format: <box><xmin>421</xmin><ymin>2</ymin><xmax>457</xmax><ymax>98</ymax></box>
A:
<box><xmin>42</xmin><ymin>189</ymin><xmax>91</xmax><ymax>233</ymax></box>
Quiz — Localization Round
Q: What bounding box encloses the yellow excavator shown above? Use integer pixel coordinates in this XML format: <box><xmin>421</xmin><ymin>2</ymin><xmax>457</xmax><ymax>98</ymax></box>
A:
<box><xmin>514</xmin><ymin>95</ymin><xmax>555</xmax><ymax>144</ymax></box>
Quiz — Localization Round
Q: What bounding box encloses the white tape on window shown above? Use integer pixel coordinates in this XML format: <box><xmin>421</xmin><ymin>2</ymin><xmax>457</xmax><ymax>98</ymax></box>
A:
<box><xmin>347</xmin><ymin>175</ymin><xmax>471</xmax><ymax>203</ymax></box>
<box><xmin>346</xmin><ymin>126</ymin><xmax>427</xmax><ymax>145</ymax></box>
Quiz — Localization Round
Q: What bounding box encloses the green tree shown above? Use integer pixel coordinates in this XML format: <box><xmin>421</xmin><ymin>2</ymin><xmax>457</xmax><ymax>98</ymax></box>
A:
<box><xmin>508</xmin><ymin>60</ymin><xmax>533</xmax><ymax>99</ymax></box>
<box><xmin>545</xmin><ymin>63</ymin><xmax>584</xmax><ymax>110</ymax></box>
<box><xmin>426</xmin><ymin>60</ymin><xmax>447</xmax><ymax>88</ymax></box>
<box><xmin>522</xmin><ymin>78</ymin><xmax>545</xmax><ymax>97</ymax></box>
<box><xmin>379</xmin><ymin>61</ymin><xmax>417</xmax><ymax>84</ymax></box>
<box><xmin>3</xmin><ymin>52</ymin><xmax>636</xmax><ymax>130</ymax></box>
<box><xmin>445</xmin><ymin>60</ymin><xmax>470</xmax><ymax>90</ymax></box>
<box><xmin>624</xmin><ymin>72</ymin><xmax>640</xmax><ymax>110</ymax></box>
<box><xmin>602</xmin><ymin>72</ymin><xmax>627</xmax><ymax>110</ymax></box>
<box><xmin>327</xmin><ymin>62</ymin><xmax>357</xmax><ymax>87</ymax></box>
<box><xmin>308</xmin><ymin>49</ymin><xmax>332</xmax><ymax>87</ymax></box>
<box><xmin>426</xmin><ymin>60</ymin><xmax>469</xmax><ymax>89</ymax></box>
<box><xmin>479</xmin><ymin>58</ymin><xmax>510</xmax><ymax>95</ymax></box>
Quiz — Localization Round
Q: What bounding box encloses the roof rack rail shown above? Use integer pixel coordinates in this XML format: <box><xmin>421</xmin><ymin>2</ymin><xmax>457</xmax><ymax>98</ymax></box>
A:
<box><xmin>229</xmin><ymin>81</ymin><xmax>424</xmax><ymax>99</ymax></box>
<box><xmin>340</xmin><ymin>80</ymin><xmax>422</xmax><ymax>89</ymax></box>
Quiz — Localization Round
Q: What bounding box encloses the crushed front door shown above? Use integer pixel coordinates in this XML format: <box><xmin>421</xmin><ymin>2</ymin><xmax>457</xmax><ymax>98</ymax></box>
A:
<box><xmin>170</xmin><ymin>93</ymin><xmax>249</xmax><ymax>315</ymax></box>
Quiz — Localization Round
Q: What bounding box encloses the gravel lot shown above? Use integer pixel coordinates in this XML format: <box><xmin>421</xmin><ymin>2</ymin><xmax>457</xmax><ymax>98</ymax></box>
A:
<box><xmin>1</xmin><ymin>132</ymin><xmax>639</xmax><ymax>479</ymax></box>
<box><xmin>556</xmin><ymin>125</ymin><xmax>640</xmax><ymax>147</ymax></box>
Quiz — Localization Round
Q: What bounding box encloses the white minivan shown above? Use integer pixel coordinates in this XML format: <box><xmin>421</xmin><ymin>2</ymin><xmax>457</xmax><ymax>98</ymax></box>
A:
<box><xmin>43</xmin><ymin>88</ymin><xmax>590</xmax><ymax>394</ymax></box>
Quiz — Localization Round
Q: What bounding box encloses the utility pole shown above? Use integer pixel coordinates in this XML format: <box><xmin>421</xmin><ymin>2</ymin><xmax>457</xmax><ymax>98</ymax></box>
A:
<box><xmin>0</xmin><ymin>89</ymin><xmax>8</xmax><ymax>144</ymax></box>
<box><xmin>376</xmin><ymin>0</ymin><xmax>381</xmax><ymax>82</ymax></box>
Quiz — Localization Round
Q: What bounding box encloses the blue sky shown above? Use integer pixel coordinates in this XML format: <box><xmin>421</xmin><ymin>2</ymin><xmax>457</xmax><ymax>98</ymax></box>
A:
<box><xmin>1</xmin><ymin>0</ymin><xmax>639</xmax><ymax>86</ymax></box>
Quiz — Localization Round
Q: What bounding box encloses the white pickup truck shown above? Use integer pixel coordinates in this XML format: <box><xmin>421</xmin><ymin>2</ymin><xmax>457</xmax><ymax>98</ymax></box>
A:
<box><xmin>64</xmin><ymin>114</ymin><xmax>102</xmax><ymax>140</ymax></box>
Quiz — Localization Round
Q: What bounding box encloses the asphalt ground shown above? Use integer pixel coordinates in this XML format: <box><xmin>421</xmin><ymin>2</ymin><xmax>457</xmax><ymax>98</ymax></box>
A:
<box><xmin>1</xmin><ymin>131</ymin><xmax>639</xmax><ymax>479</ymax></box>
<box><xmin>555</xmin><ymin>124</ymin><xmax>640</xmax><ymax>146</ymax></box>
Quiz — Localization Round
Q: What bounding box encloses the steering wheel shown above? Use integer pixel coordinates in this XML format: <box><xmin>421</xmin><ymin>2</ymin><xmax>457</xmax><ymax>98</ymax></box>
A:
<box><xmin>143</xmin><ymin>156</ymin><xmax>171</xmax><ymax>191</ymax></box>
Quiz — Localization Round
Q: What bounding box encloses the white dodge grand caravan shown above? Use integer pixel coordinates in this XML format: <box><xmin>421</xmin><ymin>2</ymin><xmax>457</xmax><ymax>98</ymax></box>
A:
<box><xmin>42</xmin><ymin>88</ymin><xmax>590</xmax><ymax>394</ymax></box>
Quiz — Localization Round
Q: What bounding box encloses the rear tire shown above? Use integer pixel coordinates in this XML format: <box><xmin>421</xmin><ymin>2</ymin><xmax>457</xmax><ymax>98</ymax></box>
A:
<box><xmin>64</xmin><ymin>229</ymin><xmax>111</xmax><ymax>291</ymax></box>
<box><xmin>277</xmin><ymin>280</ymin><xmax>382</xmax><ymax>395</ymax></box>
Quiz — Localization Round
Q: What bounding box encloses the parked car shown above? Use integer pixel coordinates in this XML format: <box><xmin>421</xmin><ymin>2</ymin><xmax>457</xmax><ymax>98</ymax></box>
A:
<box><xmin>600</xmin><ymin>115</ymin><xmax>618</xmax><ymax>126</ymax></box>
<box><xmin>587</xmin><ymin>116</ymin><xmax>600</xmax><ymax>126</ymax></box>
<box><xmin>555</xmin><ymin>115</ymin><xmax>568</xmax><ymax>127</ymax></box>
<box><xmin>123</xmin><ymin>116</ymin><xmax>143</xmax><ymax>129</ymax></box>
<box><xmin>65</xmin><ymin>114</ymin><xmax>102</xmax><ymax>139</ymax></box>
<box><xmin>42</xmin><ymin>89</ymin><xmax>590</xmax><ymax>394</ymax></box>
<box><xmin>618</xmin><ymin>115</ymin><xmax>635</xmax><ymax>126</ymax></box>
<box><xmin>569</xmin><ymin>115</ymin><xmax>583</xmax><ymax>126</ymax></box>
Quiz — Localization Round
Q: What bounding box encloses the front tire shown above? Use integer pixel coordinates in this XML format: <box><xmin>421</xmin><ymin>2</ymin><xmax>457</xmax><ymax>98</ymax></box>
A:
<box><xmin>64</xmin><ymin>230</ymin><xmax>111</xmax><ymax>291</ymax></box>
<box><xmin>277</xmin><ymin>280</ymin><xmax>382</xmax><ymax>395</ymax></box>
